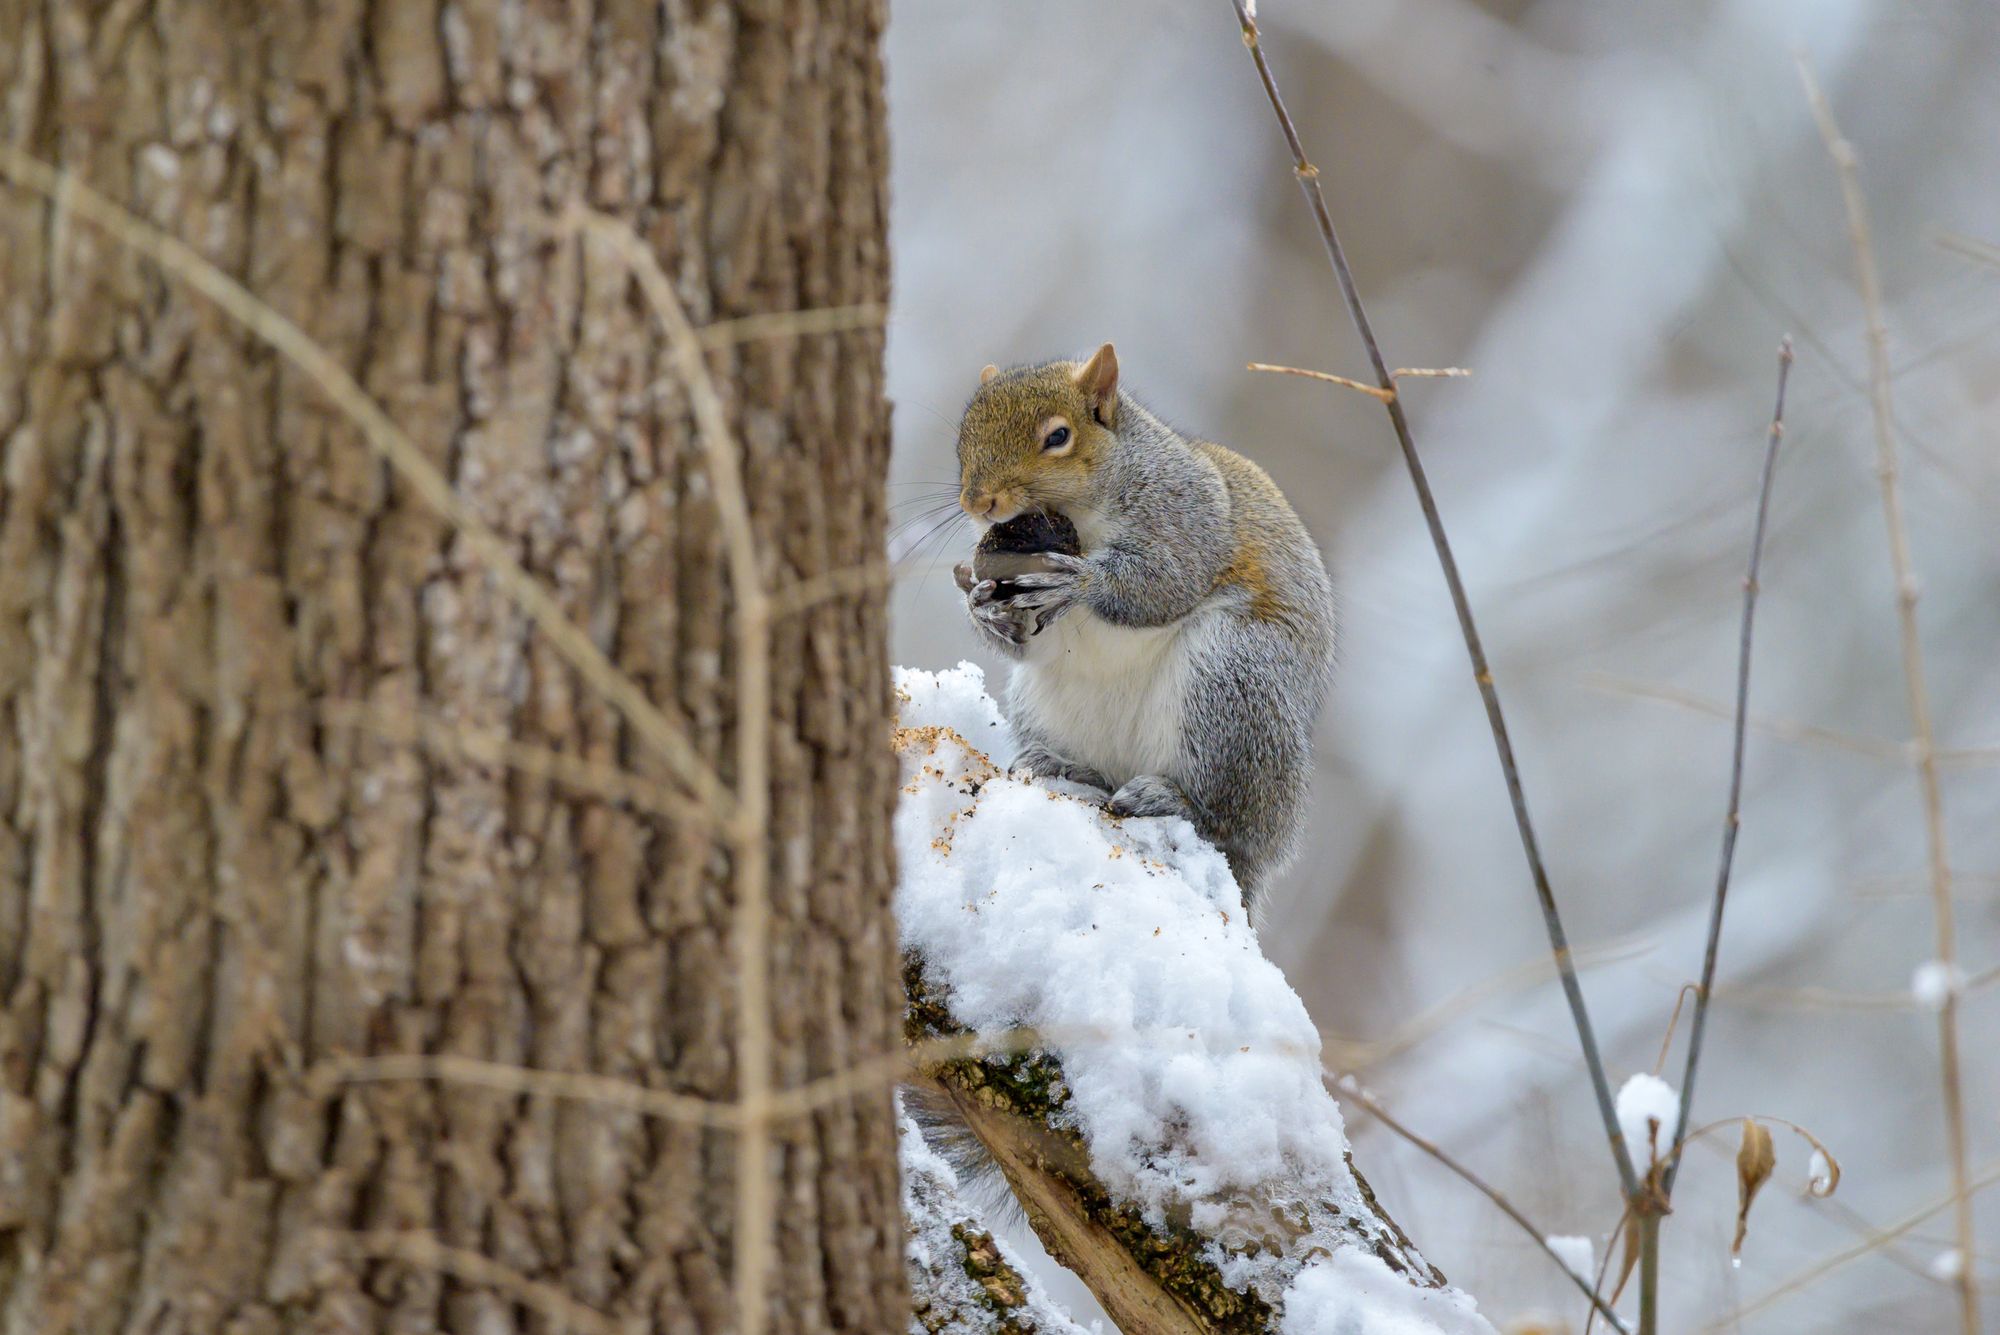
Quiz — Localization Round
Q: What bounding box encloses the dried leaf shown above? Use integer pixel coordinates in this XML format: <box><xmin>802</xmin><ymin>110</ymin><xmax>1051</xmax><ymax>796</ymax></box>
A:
<box><xmin>1609</xmin><ymin>1214</ymin><xmax>1640</xmax><ymax>1305</ymax></box>
<box><xmin>1733</xmin><ymin>1118</ymin><xmax>1777</xmax><ymax>1256</ymax></box>
<box><xmin>1800</xmin><ymin>1135</ymin><xmax>1841</xmax><ymax>1198</ymax></box>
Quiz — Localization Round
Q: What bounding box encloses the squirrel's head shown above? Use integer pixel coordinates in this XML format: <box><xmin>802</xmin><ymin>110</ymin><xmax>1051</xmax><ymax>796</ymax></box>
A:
<box><xmin>955</xmin><ymin>343</ymin><xmax>1120</xmax><ymax>525</ymax></box>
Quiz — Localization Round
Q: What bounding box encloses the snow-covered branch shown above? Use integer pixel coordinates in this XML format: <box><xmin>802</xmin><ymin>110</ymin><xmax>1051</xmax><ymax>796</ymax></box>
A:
<box><xmin>894</xmin><ymin>666</ymin><xmax>1493</xmax><ymax>1334</ymax></box>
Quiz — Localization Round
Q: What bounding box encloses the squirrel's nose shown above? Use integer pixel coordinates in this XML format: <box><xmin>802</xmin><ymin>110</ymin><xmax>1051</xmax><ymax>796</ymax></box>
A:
<box><xmin>960</xmin><ymin>489</ymin><xmax>997</xmax><ymax>518</ymax></box>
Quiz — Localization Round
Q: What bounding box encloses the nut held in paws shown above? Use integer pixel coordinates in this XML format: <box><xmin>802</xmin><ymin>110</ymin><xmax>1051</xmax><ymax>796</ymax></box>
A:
<box><xmin>972</xmin><ymin>510</ymin><xmax>1081</xmax><ymax>598</ymax></box>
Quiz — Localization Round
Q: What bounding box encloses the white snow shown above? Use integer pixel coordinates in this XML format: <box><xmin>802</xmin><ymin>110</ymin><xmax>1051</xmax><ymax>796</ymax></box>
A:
<box><xmin>899</xmin><ymin>1105</ymin><xmax>1096</xmax><ymax>1334</ymax></box>
<box><xmin>1910</xmin><ymin>960</ymin><xmax>1962</xmax><ymax>1010</ymax></box>
<box><xmin>1545</xmin><ymin>1234</ymin><xmax>1595</xmax><ymax>1284</ymax></box>
<box><xmin>1807</xmin><ymin>1149</ymin><xmax>1834</xmax><ymax>1195</ymax></box>
<box><xmin>1615</xmin><ymin>1073</ymin><xmax>1680</xmax><ymax>1166</ymax></box>
<box><xmin>1281</xmin><ymin>1251</ymin><xmax>1490</xmax><ymax>1335</ymax></box>
<box><xmin>1927</xmin><ymin>1249</ymin><xmax>1965</xmax><ymax>1283</ymax></box>
<box><xmin>896</xmin><ymin>661</ymin><xmax>1018</xmax><ymax>769</ymax></box>
<box><xmin>893</xmin><ymin>663</ymin><xmax>1493</xmax><ymax>1333</ymax></box>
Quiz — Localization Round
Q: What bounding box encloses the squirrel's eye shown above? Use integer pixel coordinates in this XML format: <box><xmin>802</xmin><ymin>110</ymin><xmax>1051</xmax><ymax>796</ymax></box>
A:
<box><xmin>1043</xmin><ymin>425</ymin><xmax>1072</xmax><ymax>451</ymax></box>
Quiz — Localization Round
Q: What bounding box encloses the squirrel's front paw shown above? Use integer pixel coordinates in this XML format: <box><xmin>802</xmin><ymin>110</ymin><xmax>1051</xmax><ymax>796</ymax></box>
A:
<box><xmin>1003</xmin><ymin>552</ymin><xmax>1087</xmax><ymax>629</ymax></box>
<box><xmin>968</xmin><ymin>589</ymin><xmax>1034</xmax><ymax>646</ymax></box>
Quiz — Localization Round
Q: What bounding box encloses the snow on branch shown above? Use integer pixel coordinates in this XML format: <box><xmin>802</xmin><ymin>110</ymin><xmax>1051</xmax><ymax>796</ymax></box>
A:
<box><xmin>894</xmin><ymin>665</ymin><xmax>1494</xmax><ymax>1335</ymax></box>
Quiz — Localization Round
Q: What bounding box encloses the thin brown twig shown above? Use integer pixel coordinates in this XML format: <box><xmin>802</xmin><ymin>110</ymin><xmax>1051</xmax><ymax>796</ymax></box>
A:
<box><xmin>1933</xmin><ymin>230</ymin><xmax>2000</xmax><ymax>271</ymax></box>
<box><xmin>769</xmin><ymin>561</ymin><xmax>896</xmax><ymax>618</ymax></box>
<box><xmin>567</xmin><ymin>205</ymin><xmax>778</xmax><ymax>1335</ymax></box>
<box><xmin>315</xmin><ymin>1023</ymin><xmax>1323</xmax><ymax>1130</ymax></box>
<box><xmin>1248</xmin><ymin>360</ymin><xmax>1472</xmax><ymax>405</ymax></box>
<box><xmin>1580</xmin><ymin>674</ymin><xmax>1900</xmax><ymax>762</ymax></box>
<box><xmin>318</xmin><ymin>700</ymin><xmax>703</xmax><ymax>824</ymax></box>
<box><xmin>334</xmin><ymin>1231</ymin><xmax>630</xmax><ymax>1335</ymax></box>
<box><xmin>0</xmin><ymin>148</ymin><xmax>733</xmax><ymax>821</ymax></box>
<box><xmin>1651</xmin><ymin>983</ymin><xmax>1701</xmax><ymax>1075</ymax></box>
<box><xmin>1582</xmin><ymin>1204</ymin><xmax>1637</xmax><ymax>1335</ymax></box>
<box><xmin>1331</xmin><ymin>1075</ymin><xmax>1632</xmax><ymax>1333</ymax></box>
<box><xmin>1663</xmin><ymin>339</ymin><xmax>1794</xmax><ymax>1199</ymax></box>
<box><xmin>1582</xmin><ymin>672</ymin><xmax>2000</xmax><ymax>769</ymax></box>
<box><xmin>1853</xmin><ymin>870</ymin><xmax>2000</xmax><ymax>901</ymax></box>
<box><xmin>1321</xmin><ymin>931</ymin><xmax>1654</xmax><ymax>1070</ymax></box>
<box><xmin>1226</xmin><ymin>1</ymin><xmax>1639</xmax><ymax>1203</ymax></box>
<box><xmin>696</xmin><ymin>301</ymin><xmax>887</xmax><ymax>348</ymax></box>
<box><xmin>1716</xmin><ymin>1159</ymin><xmax>2000</xmax><ymax>1330</ymax></box>
<box><xmin>1800</xmin><ymin>57</ymin><xmax>1978</xmax><ymax>1335</ymax></box>
<box><xmin>1710</xmin><ymin>982</ymin><xmax>1925</xmax><ymax>1013</ymax></box>
<box><xmin>1247</xmin><ymin>362</ymin><xmax>1395</xmax><ymax>402</ymax></box>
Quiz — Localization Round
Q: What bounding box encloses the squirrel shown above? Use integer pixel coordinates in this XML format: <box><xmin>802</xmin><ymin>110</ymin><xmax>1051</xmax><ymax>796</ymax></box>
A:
<box><xmin>952</xmin><ymin>343</ymin><xmax>1336</xmax><ymax>916</ymax></box>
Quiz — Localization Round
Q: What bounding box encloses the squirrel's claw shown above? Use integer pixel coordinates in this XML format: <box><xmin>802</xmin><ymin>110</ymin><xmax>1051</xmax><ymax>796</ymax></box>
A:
<box><xmin>970</xmin><ymin>598</ymin><xmax>1031</xmax><ymax>645</ymax></box>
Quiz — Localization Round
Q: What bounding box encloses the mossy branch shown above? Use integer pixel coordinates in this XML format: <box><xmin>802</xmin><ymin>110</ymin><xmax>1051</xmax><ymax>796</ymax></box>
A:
<box><xmin>904</xmin><ymin>962</ymin><xmax>1446</xmax><ymax>1334</ymax></box>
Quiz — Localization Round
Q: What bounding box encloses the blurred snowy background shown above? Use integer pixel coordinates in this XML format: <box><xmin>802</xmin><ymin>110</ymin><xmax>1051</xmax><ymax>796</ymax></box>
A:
<box><xmin>882</xmin><ymin>1</ymin><xmax>2000</xmax><ymax>1330</ymax></box>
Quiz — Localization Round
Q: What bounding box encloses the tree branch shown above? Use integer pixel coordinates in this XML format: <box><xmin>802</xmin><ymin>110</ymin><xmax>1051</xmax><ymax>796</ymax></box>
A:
<box><xmin>906</xmin><ymin>967</ymin><xmax>1449</xmax><ymax>1335</ymax></box>
<box><xmin>1332</xmin><ymin>1077</ymin><xmax>1632</xmax><ymax>1334</ymax></box>
<box><xmin>1662</xmin><ymin>338</ymin><xmax>1794</xmax><ymax>1197</ymax></box>
<box><xmin>1222</xmin><ymin>1</ymin><xmax>1637</xmax><ymax>1200</ymax></box>
<box><xmin>1798</xmin><ymin>56</ymin><xmax>1979</xmax><ymax>1335</ymax></box>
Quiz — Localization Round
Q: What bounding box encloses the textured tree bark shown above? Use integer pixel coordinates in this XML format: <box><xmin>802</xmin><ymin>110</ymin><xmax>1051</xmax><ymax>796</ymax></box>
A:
<box><xmin>0</xmin><ymin>2</ymin><xmax>900</xmax><ymax>1332</ymax></box>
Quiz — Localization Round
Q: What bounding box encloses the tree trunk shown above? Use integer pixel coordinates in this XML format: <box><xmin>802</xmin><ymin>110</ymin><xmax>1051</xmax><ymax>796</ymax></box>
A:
<box><xmin>0</xmin><ymin>2</ymin><xmax>900</xmax><ymax>1332</ymax></box>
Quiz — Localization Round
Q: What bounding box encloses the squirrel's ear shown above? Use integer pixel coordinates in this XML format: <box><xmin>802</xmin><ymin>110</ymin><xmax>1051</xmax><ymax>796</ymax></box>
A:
<box><xmin>980</xmin><ymin>364</ymin><xmax>1000</xmax><ymax>385</ymax></box>
<box><xmin>1075</xmin><ymin>343</ymin><xmax>1119</xmax><ymax>427</ymax></box>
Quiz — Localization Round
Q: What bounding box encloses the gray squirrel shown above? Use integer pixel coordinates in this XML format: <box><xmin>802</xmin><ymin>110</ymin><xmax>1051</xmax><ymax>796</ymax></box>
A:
<box><xmin>952</xmin><ymin>343</ymin><xmax>1336</xmax><ymax>915</ymax></box>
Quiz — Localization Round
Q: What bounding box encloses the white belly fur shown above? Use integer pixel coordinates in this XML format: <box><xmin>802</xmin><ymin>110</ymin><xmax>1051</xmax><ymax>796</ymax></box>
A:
<box><xmin>1009</xmin><ymin>606</ymin><xmax>1216</xmax><ymax>787</ymax></box>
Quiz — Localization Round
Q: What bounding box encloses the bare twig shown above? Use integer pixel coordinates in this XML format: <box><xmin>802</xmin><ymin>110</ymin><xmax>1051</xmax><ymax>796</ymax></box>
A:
<box><xmin>1248</xmin><ymin>361</ymin><xmax>1471</xmax><ymax>404</ymax></box>
<box><xmin>1225</xmin><ymin>0</ymin><xmax>1638</xmax><ymax>1202</ymax></box>
<box><xmin>567</xmin><ymin>205</ymin><xmax>777</xmax><ymax>1335</ymax></box>
<box><xmin>1718</xmin><ymin>1159</ymin><xmax>2000</xmax><ymax>1330</ymax></box>
<box><xmin>1321</xmin><ymin>931</ymin><xmax>1654</xmax><ymax>1070</ymax></box>
<box><xmin>770</xmin><ymin>560</ymin><xmax>896</xmax><ymax>618</ymax></box>
<box><xmin>1934</xmin><ymin>230</ymin><xmax>2000</xmax><ymax>271</ymax></box>
<box><xmin>321</xmin><ymin>1021</ymin><xmax>1339</xmax><ymax>1133</ymax></box>
<box><xmin>0</xmin><ymin>148</ymin><xmax>732</xmax><ymax>821</ymax></box>
<box><xmin>1582</xmin><ymin>673</ymin><xmax>1906</xmax><ymax>764</ymax></box>
<box><xmin>1248</xmin><ymin>362</ymin><xmax>1395</xmax><ymax>402</ymax></box>
<box><xmin>333</xmin><ymin>1231</ymin><xmax>630</xmax><ymax>1335</ymax></box>
<box><xmin>1582</xmin><ymin>1206</ymin><xmax>1636</xmax><ymax>1335</ymax></box>
<box><xmin>696</xmin><ymin>301</ymin><xmax>886</xmax><ymax>348</ymax></box>
<box><xmin>316</xmin><ymin>1031</ymin><xmax>1025</xmax><ymax>1130</ymax></box>
<box><xmin>1331</xmin><ymin>1075</ymin><xmax>1633</xmax><ymax>1333</ymax></box>
<box><xmin>1583</xmin><ymin>672</ymin><xmax>2000</xmax><ymax>769</ymax></box>
<box><xmin>318</xmin><ymin>700</ymin><xmax>703</xmax><ymax>824</ymax></box>
<box><xmin>1662</xmin><ymin>339</ymin><xmax>1794</xmax><ymax>1197</ymax></box>
<box><xmin>1651</xmin><ymin>983</ymin><xmax>1701</xmax><ymax>1074</ymax></box>
<box><xmin>1799</xmin><ymin>58</ymin><xmax>1978</xmax><ymax>1335</ymax></box>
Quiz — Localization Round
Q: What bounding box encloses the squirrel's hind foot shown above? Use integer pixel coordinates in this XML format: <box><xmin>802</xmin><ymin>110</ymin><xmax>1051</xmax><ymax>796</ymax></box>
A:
<box><xmin>1012</xmin><ymin>744</ymin><xmax>1111</xmax><ymax>796</ymax></box>
<box><xmin>1105</xmin><ymin>774</ymin><xmax>1200</xmax><ymax>823</ymax></box>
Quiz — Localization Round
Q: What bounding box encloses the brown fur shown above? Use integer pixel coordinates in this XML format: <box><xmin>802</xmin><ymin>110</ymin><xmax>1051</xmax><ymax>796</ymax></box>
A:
<box><xmin>1198</xmin><ymin>442</ymin><xmax>1308</xmax><ymax>628</ymax></box>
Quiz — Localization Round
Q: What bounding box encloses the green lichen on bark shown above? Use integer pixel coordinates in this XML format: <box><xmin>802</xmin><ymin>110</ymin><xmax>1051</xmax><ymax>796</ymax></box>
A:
<box><xmin>904</xmin><ymin>956</ymin><xmax>1276</xmax><ymax>1334</ymax></box>
<box><xmin>945</xmin><ymin>1222</ymin><xmax>1045</xmax><ymax>1333</ymax></box>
